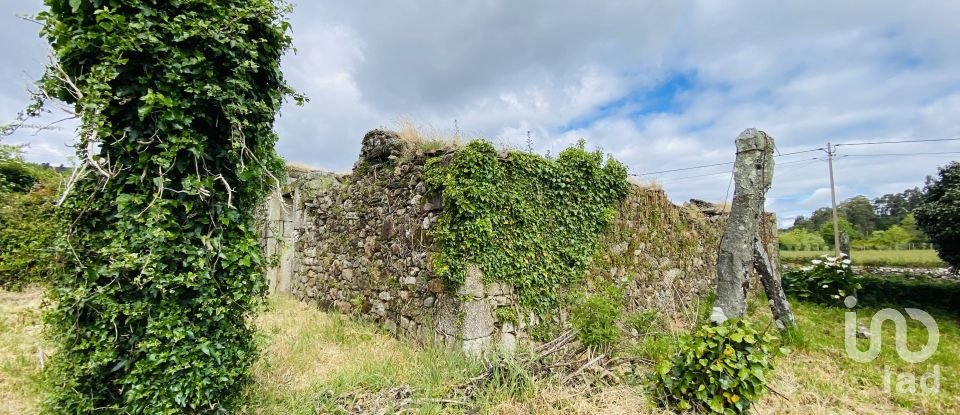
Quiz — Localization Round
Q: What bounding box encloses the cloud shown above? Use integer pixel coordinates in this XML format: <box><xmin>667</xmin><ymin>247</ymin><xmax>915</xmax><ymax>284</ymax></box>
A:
<box><xmin>2</xmin><ymin>0</ymin><xmax>959</xmax><ymax>221</ymax></box>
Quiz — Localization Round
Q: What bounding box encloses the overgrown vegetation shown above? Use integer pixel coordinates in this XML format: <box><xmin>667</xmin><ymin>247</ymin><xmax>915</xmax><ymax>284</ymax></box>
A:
<box><xmin>570</xmin><ymin>283</ymin><xmax>624</xmax><ymax>352</ymax></box>
<box><xmin>424</xmin><ymin>139</ymin><xmax>628</xmax><ymax>313</ymax></box>
<box><xmin>0</xmin><ymin>144</ymin><xmax>60</xmax><ymax>290</ymax></box>
<box><xmin>782</xmin><ymin>255</ymin><xmax>861</xmax><ymax>305</ymax></box>
<box><xmin>28</xmin><ymin>1</ymin><xmax>298</xmax><ymax>412</ymax></box>
<box><xmin>5</xmin><ymin>288</ymin><xmax>960</xmax><ymax>414</ymax></box>
<box><xmin>650</xmin><ymin>319</ymin><xmax>784</xmax><ymax>414</ymax></box>
<box><xmin>915</xmin><ymin>161</ymin><xmax>960</xmax><ymax>269</ymax></box>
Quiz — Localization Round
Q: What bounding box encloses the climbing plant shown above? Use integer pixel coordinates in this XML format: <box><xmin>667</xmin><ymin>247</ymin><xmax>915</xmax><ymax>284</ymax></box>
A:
<box><xmin>424</xmin><ymin>139</ymin><xmax>628</xmax><ymax>313</ymax></box>
<box><xmin>32</xmin><ymin>0</ymin><xmax>299</xmax><ymax>413</ymax></box>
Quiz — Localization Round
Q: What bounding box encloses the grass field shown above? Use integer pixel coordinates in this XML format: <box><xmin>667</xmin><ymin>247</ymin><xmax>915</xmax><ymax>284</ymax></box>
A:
<box><xmin>781</xmin><ymin>249</ymin><xmax>947</xmax><ymax>268</ymax></box>
<box><xmin>3</xmin><ymin>286</ymin><xmax>960</xmax><ymax>414</ymax></box>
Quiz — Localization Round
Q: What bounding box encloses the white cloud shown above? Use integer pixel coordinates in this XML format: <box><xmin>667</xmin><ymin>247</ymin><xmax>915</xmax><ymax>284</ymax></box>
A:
<box><xmin>2</xmin><ymin>0</ymin><xmax>959</xmax><ymax>220</ymax></box>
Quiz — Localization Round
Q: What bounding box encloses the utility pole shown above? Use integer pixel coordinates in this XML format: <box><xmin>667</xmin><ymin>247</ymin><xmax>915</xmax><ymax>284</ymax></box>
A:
<box><xmin>827</xmin><ymin>142</ymin><xmax>841</xmax><ymax>257</ymax></box>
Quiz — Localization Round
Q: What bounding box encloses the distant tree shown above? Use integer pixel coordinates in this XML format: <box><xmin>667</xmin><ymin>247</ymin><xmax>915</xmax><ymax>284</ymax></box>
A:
<box><xmin>915</xmin><ymin>162</ymin><xmax>960</xmax><ymax>268</ymax></box>
<box><xmin>808</xmin><ymin>207</ymin><xmax>835</xmax><ymax>231</ymax></box>
<box><xmin>819</xmin><ymin>217</ymin><xmax>859</xmax><ymax>247</ymax></box>
<box><xmin>791</xmin><ymin>215</ymin><xmax>814</xmax><ymax>232</ymax></box>
<box><xmin>898</xmin><ymin>213</ymin><xmax>928</xmax><ymax>244</ymax></box>
<box><xmin>874</xmin><ymin>187</ymin><xmax>925</xmax><ymax>229</ymax></box>
<box><xmin>860</xmin><ymin>225</ymin><xmax>911</xmax><ymax>249</ymax></box>
<box><xmin>839</xmin><ymin>195</ymin><xmax>878</xmax><ymax>236</ymax></box>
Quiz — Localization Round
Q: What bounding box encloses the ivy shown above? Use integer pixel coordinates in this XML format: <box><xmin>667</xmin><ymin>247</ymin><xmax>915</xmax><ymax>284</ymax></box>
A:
<box><xmin>650</xmin><ymin>319</ymin><xmax>786</xmax><ymax>414</ymax></box>
<box><xmin>31</xmin><ymin>0</ymin><xmax>298</xmax><ymax>413</ymax></box>
<box><xmin>424</xmin><ymin>139</ymin><xmax>628</xmax><ymax>313</ymax></box>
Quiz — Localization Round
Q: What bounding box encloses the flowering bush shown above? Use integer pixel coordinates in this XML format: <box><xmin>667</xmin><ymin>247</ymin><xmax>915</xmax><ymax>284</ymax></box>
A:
<box><xmin>783</xmin><ymin>254</ymin><xmax>860</xmax><ymax>305</ymax></box>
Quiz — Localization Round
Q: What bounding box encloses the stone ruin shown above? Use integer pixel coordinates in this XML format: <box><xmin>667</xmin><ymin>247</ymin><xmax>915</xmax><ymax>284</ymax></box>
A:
<box><xmin>261</xmin><ymin>130</ymin><xmax>775</xmax><ymax>354</ymax></box>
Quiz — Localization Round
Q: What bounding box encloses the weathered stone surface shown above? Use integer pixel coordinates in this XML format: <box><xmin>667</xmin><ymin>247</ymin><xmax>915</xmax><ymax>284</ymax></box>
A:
<box><xmin>269</xmin><ymin>129</ymin><xmax>734</xmax><ymax>356</ymax></box>
<box><xmin>715</xmin><ymin>128</ymin><xmax>774</xmax><ymax>321</ymax></box>
<box><xmin>461</xmin><ymin>299</ymin><xmax>495</xmax><ymax>340</ymax></box>
<box><xmin>459</xmin><ymin>265</ymin><xmax>485</xmax><ymax>298</ymax></box>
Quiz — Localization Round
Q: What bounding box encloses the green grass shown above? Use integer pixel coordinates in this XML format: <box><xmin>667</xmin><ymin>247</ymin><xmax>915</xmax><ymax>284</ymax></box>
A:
<box><xmin>781</xmin><ymin>249</ymin><xmax>947</xmax><ymax>268</ymax></box>
<box><xmin>4</xmin><ymin>286</ymin><xmax>960</xmax><ymax>414</ymax></box>
<box><xmin>755</xmin><ymin>300</ymin><xmax>960</xmax><ymax>414</ymax></box>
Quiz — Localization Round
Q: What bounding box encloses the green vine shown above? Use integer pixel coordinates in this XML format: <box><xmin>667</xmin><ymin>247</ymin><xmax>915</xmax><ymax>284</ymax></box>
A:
<box><xmin>31</xmin><ymin>1</ymin><xmax>299</xmax><ymax>413</ymax></box>
<box><xmin>424</xmin><ymin>139</ymin><xmax>628</xmax><ymax>313</ymax></box>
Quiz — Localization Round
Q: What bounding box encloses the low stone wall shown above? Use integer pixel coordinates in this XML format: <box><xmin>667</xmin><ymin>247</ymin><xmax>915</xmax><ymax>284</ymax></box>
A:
<box><xmin>269</xmin><ymin>130</ymin><xmax>762</xmax><ymax>353</ymax></box>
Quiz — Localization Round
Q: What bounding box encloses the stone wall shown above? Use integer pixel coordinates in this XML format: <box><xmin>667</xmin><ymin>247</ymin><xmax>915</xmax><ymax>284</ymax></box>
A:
<box><xmin>587</xmin><ymin>190</ymin><xmax>725</xmax><ymax>330</ymax></box>
<box><xmin>268</xmin><ymin>130</ymin><xmax>766</xmax><ymax>353</ymax></box>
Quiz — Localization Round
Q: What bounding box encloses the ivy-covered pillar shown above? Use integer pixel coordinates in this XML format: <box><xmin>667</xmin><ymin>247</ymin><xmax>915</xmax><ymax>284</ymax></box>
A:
<box><xmin>35</xmin><ymin>1</ymin><xmax>297</xmax><ymax>412</ymax></box>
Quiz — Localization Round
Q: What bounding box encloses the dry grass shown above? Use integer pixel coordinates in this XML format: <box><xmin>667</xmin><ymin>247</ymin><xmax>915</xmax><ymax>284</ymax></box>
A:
<box><xmin>627</xmin><ymin>177</ymin><xmax>663</xmax><ymax>191</ymax></box>
<box><xmin>394</xmin><ymin>116</ymin><xmax>464</xmax><ymax>155</ymax></box>
<box><xmin>0</xmin><ymin>288</ymin><xmax>46</xmax><ymax>415</ymax></box>
<box><xmin>4</xmin><ymin>288</ymin><xmax>959</xmax><ymax>414</ymax></box>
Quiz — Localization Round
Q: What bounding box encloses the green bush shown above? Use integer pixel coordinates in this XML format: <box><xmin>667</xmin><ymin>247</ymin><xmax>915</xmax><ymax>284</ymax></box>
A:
<box><xmin>650</xmin><ymin>319</ymin><xmax>784</xmax><ymax>414</ymax></box>
<box><xmin>783</xmin><ymin>254</ymin><xmax>861</xmax><ymax>305</ymax></box>
<box><xmin>778</xmin><ymin>228</ymin><xmax>825</xmax><ymax>251</ymax></box>
<box><xmin>570</xmin><ymin>283</ymin><xmax>624</xmax><ymax>351</ymax></box>
<box><xmin>0</xmin><ymin>145</ymin><xmax>60</xmax><ymax>290</ymax></box>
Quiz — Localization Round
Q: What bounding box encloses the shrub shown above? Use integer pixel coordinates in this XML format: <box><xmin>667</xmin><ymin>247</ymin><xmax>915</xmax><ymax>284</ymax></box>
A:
<box><xmin>915</xmin><ymin>162</ymin><xmax>960</xmax><ymax>269</ymax></box>
<box><xmin>0</xmin><ymin>144</ymin><xmax>60</xmax><ymax>290</ymax></box>
<box><xmin>650</xmin><ymin>319</ymin><xmax>784</xmax><ymax>414</ymax></box>
<box><xmin>783</xmin><ymin>254</ymin><xmax>861</xmax><ymax>305</ymax></box>
<box><xmin>570</xmin><ymin>283</ymin><xmax>624</xmax><ymax>351</ymax></box>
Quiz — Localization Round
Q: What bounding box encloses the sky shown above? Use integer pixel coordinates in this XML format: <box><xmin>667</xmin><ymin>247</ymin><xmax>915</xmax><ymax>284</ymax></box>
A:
<box><xmin>2</xmin><ymin>1</ymin><xmax>960</xmax><ymax>226</ymax></box>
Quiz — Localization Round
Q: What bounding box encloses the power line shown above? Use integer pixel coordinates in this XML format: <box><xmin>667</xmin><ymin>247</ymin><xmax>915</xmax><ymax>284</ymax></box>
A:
<box><xmin>655</xmin><ymin>158</ymin><xmax>822</xmax><ymax>185</ymax></box>
<box><xmin>632</xmin><ymin>160</ymin><xmax>734</xmax><ymax>176</ymax></box>
<box><xmin>839</xmin><ymin>151</ymin><xmax>960</xmax><ymax>158</ymax></box>
<box><xmin>632</xmin><ymin>147</ymin><xmax>824</xmax><ymax>176</ymax></box>
<box><xmin>776</xmin><ymin>148</ymin><xmax>824</xmax><ymax>157</ymax></box>
<box><xmin>633</xmin><ymin>136</ymin><xmax>960</xmax><ymax>176</ymax></box>
<box><xmin>834</xmin><ymin>137</ymin><xmax>960</xmax><ymax>147</ymax></box>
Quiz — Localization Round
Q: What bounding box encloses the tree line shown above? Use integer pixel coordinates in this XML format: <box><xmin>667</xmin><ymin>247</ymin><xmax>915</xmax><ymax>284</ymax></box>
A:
<box><xmin>781</xmin><ymin>161</ymin><xmax>960</xmax><ymax>258</ymax></box>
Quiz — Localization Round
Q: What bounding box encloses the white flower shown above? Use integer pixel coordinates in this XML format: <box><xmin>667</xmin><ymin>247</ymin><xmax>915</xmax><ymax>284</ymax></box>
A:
<box><xmin>827</xmin><ymin>256</ymin><xmax>837</xmax><ymax>262</ymax></box>
<box><xmin>831</xmin><ymin>295</ymin><xmax>840</xmax><ymax>299</ymax></box>
<box><xmin>842</xmin><ymin>259</ymin><xmax>852</xmax><ymax>264</ymax></box>
<box><xmin>811</xmin><ymin>260</ymin><xmax>823</xmax><ymax>265</ymax></box>
<box><xmin>837</xmin><ymin>269</ymin><xmax>843</xmax><ymax>274</ymax></box>
<box><xmin>801</xmin><ymin>266</ymin><xmax>813</xmax><ymax>272</ymax></box>
<box><xmin>822</xmin><ymin>284</ymin><xmax>830</xmax><ymax>288</ymax></box>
